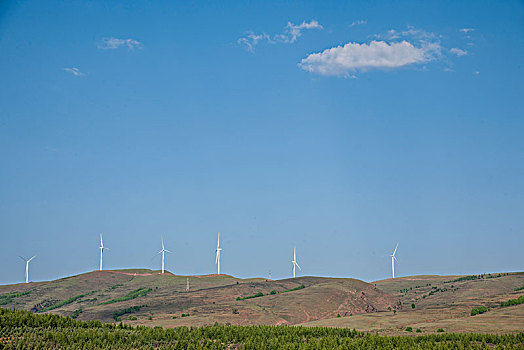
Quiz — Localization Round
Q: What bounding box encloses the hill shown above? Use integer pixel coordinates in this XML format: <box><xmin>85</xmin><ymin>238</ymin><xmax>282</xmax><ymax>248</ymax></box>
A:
<box><xmin>2</xmin><ymin>270</ymin><xmax>523</xmax><ymax>334</ymax></box>
<box><xmin>303</xmin><ymin>272</ymin><xmax>524</xmax><ymax>334</ymax></box>
<box><xmin>0</xmin><ymin>269</ymin><xmax>399</xmax><ymax>327</ymax></box>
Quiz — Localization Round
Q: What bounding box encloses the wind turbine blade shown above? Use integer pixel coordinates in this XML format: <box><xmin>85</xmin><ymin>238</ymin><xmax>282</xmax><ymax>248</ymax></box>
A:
<box><xmin>157</xmin><ymin>250</ymin><xmax>163</xmax><ymax>255</ymax></box>
<box><xmin>393</xmin><ymin>242</ymin><xmax>398</xmax><ymax>256</ymax></box>
<box><xmin>19</xmin><ymin>256</ymin><xmax>27</xmax><ymax>262</ymax></box>
<box><xmin>296</xmin><ymin>263</ymin><xmax>301</xmax><ymax>270</ymax></box>
<box><xmin>28</xmin><ymin>256</ymin><xmax>36</xmax><ymax>262</ymax></box>
<box><xmin>100</xmin><ymin>234</ymin><xmax>103</xmax><ymax>247</ymax></box>
<box><xmin>215</xmin><ymin>251</ymin><xmax>219</xmax><ymax>263</ymax></box>
<box><xmin>162</xmin><ymin>239</ymin><xmax>164</xmax><ymax>250</ymax></box>
<box><xmin>165</xmin><ymin>249</ymin><xmax>172</xmax><ymax>253</ymax></box>
<box><xmin>394</xmin><ymin>256</ymin><xmax>399</xmax><ymax>263</ymax></box>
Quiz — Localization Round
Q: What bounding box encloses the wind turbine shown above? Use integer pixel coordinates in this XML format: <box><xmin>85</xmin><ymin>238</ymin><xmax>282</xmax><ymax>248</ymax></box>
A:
<box><xmin>215</xmin><ymin>232</ymin><xmax>222</xmax><ymax>275</ymax></box>
<box><xmin>390</xmin><ymin>243</ymin><xmax>399</xmax><ymax>279</ymax></box>
<box><xmin>292</xmin><ymin>247</ymin><xmax>301</xmax><ymax>278</ymax></box>
<box><xmin>99</xmin><ymin>234</ymin><xmax>109</xmax><ymax>271</ymax></box>
<box><xmin>19</xmin><ymin>256</ymin><xmax>36</xmax><ymax>284</ymax></box>
<box><xmin>157</xmin><ymin>238</ymin><xmax>171</xmax><ymax>274</ymax></box>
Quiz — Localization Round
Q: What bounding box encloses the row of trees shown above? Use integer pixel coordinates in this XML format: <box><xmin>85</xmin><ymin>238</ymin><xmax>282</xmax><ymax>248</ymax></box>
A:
<box><xmin>0</xmin><ymin>308</ymin><xmax>523</xmax><ymax>349</ymax></box>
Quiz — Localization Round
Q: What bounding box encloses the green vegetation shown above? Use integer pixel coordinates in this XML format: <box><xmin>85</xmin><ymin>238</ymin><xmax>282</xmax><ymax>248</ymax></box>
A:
<box><xmin>1</xmin><ymin>308</ymin><xmax>523</xmax><ymax>349</ymax></box>
<box><xmin>40</xmin><ymin>293</ymin><xmax>87</xmax><ymax>312</ymax></box>
<box><xmin>405</xmin><ymin>327</ymin><xmax>413</xmax><ymax>332</ymax></box>
<box><xmin>514</xmin><ymin>285</ymin><xmax>524</xmax><ymax>292</ymax></box>
<box><xmin>100</xmin><ymin>288</ymin><xmax>152</xmax><ymax>305</ymax></box>
<box><xmin>500</xmin><ymin>295</ymin><xmax>524</xmax><ymax>308</ymax></box>
<box><xmin>181</xmin><ymin>313</ymin><xmax>190</xmax><ymax>317</ymax></box>
<box><xmin>445</xmin><ymin>274</ymin><xmax>502</xmax><ymax>283</ymax></box>
<box><xmin>416</xmin><ymin>329</ymin><xmax>422</xmax><ymax>333</ymax></box>
<box><xmin>78</xmin><ymin>297</ymin><xmax>98</xmax><ymax>303</ymax></box>
<box><xmin>0</xmin><ymin>291</ymin><xmax>31</xmax><ymax>305</ymax></box>
<box><xmin>411</xmin><ymin>303</ymin><xmax>415</xmax><ymax>309</ymax></box>
<box><xmin>236</xmin><ymin>285</ymin><xmax>306</xmax><ymax>300</ymax></box>
<box><xmin>71</xmin><ymin>309</ymin><xmax>83</xmax><ymax>319</ymax></box>
<box><xmin>437</xmin><ymin>329</ymin><xmax>445</xmax><ymax>333</ymax></box>
<box><xmin>236</xmin><ymin>292</ymin><xmax>264</xmax><ymax>301</ymax></box>
<box><xmin>471</xmin><ymin>306</ymin><xmax>488</xmax><ymax>316</ymax></box>
<box><xmin>113</xmin><ymin>305</ymin><xmax>144</xmax><ymax>321</ymax></box>
<box><xmin>281</xmin><ymin>284</ymin><xmax>306</xmax><ymax>293</ymax></box>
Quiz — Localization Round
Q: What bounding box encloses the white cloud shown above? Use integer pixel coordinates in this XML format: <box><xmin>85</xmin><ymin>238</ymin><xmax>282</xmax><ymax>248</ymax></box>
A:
<box><xmin>97</xmin><ymin>37</ymin><xmax>142</xmax><ymax>50</ymax></box>
<box><xmin>298</xmin><ymin>40</ymin><xmax>439</xmax><ymax>76</ymax></box>
<box><xmin>459</xmin><ymin>28</ymin><xmax>475</xmax><ymax>33</ymax></box>
<box><xmin>350</xmin><ymin>20</ymin><xmax>367</xmax><ymax>27</ymax></box>
<box><xmin>376</xmin><ymin>27</ymin><xmax>437</xmax><ymax>41</ymax></box>
<box><xmin>286</xmin><ymin>20</ymin><xmax>323</xmax><ymax>42</ymax></box>
<box><xmin>237</xmin><ymin>33</ymin><xmax>271</xmax><ymax>52</ymax></box>
<box><xmin>473</xmin><ymin>71</ymin><xmax>480</xmax><ymax>75</ymax></box>
<box><xmin>450</xmin><ymin>48</ymin><xmax>468</xmax><ymax>57</ymax></box>
<box><xmin>63</xmin><ymin>67</ymin><xmax>85</xmax><ymax>76</ymax></box>
<box><xmin>238</xmin><ymin>20</ymin><xmax>323</xmax><ymax>52</ymax></box>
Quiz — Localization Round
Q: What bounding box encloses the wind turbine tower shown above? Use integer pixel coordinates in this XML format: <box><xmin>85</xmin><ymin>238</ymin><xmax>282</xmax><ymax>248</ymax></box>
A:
<box><xmin>157</xmin><ymin>238</ymin><xmax>171</xmax><ymax>274</ymax></box>
<box><xmin>99</xmin><ymin>234</ymin><xmax>108</xmax><ymax>271</ymax></box>
<box><xmin>390</xmin><ymin>243</ymin><xmax>399</xmax><ymax>279</ymax></box>
<box><xmin>19</xmin><ymin>256</ymin><xmax>36</xmax><ymax>284</ymax></box>
<box><xmin>215</xmin><ymin>232</ymin><xmax>222</xmax><ymax>275</ymax></box>
<box><xmin>292</xmin><ymin>247</ymin><xmax>301</xmax><ymax>278</ymax></box>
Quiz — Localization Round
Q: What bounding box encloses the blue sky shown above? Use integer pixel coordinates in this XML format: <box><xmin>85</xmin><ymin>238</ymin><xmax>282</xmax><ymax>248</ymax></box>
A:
<box><xmin>0</xmin><ymin>0</ymin><xmax>523</xmax><ymax>284</ymax></box>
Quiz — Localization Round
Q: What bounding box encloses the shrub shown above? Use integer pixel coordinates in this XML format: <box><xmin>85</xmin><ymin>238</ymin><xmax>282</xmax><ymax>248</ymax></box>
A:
<box><xmin>471</xmin><ymin>306</ymin><xmax>488</xmax><ymax>316</ymax></box>
<box><xmin>411</xmin><ymin>303</ymin><xmax>415</xmax><ymax>309</ymax></box>
<box><xmin>270</xmin><ymin>290</ymin><xmax>277</xmax><ymax>295</ymax></box>
<box><xmin>416</xmin><ymin>329</ymin><xmax>422</xmax><ymax>333</ymax></box>
<box><xmin>101</xmin><ymin>288</ymin><xmax>152</xmax><ymax>305</ymax></box>
<box><xmin>0</xmin><ymin>291</ymin><xmax>31</xmax><ymax>305</ymax></box>
<box><xmin>437</xmin><ymin>328</ymin><xmax>445</xmax><ymax>332</ymax></box>
<box><xmin>236</xmin><ymin>292</ymin><xmax>264</xmax><ymax>301</ymax></box>
<box><xmin>71</xmin><ymin>309</ymin><xmax>83</xmax><ymax>319</ymax></box>
<box><xmin>500</xmin><ymin>295</ymin><xmax>524</xmax><ymax>307</ymax></box>
<box><xmin>405</xmin><ymin>327</ymin><xmax>413</xmax><ymax>332</ymax></box>
<box><xmin>113</xmin><ymin>305</ymin><xmax>144</xmax><ymax>321</ymax></box>
<box><xmin>41</xmin><ymin>293</ymin><xmax>87</xmax><ymax>312</ymax></box>
<box><xmin>336</xmin><ymin>314</ymin><xmax>341</xmax><ymax>318</ymax></box>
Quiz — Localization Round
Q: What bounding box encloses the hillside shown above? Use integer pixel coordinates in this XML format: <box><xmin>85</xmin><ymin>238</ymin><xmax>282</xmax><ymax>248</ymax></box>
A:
<box><xmin>0</xmin><ymin>270</ymin><xmax>399</xmax><ymax>327</ymax></box>
<box><xmin>2</xmin><ymin>270</ymin><xmax>523</xmax><ymax>334</ymax></box>
<box><xmin>303</xmin><ymin>272</ymin><xmax>524</xmax><ymax>334</ymax></box>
